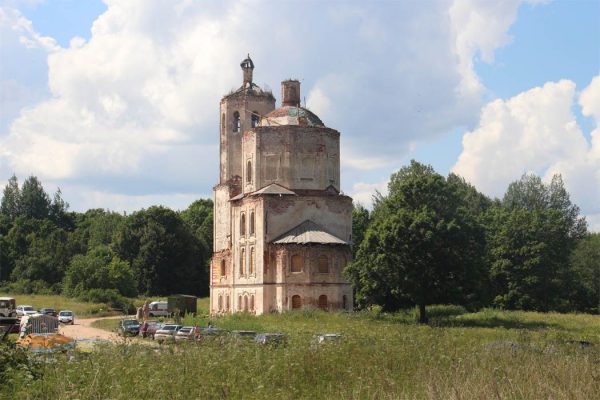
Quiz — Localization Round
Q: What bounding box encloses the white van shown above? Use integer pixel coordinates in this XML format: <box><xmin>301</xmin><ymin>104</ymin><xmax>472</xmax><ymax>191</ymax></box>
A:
<box><xmin>148</xmin><ymin>301</ymin><xmax>169</xmax><ymax>317</ymax></box>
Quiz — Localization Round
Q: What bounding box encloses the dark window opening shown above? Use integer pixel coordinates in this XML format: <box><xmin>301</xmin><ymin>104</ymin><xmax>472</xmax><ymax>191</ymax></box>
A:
<box><xmin>246</xmin><ymin>160</ymin><xmax>252</xmax><ymax>183</ymax></box>
<box><xmin>318</xmin><ymin>295</ymin><xmax>328</xmax><ymax>311</ymax></box>
<box><xmin>233</xmin><ymin>111</ymin><xmax>241</xmax><ymax>133</ymax></box>
<box><xmin>292</xmin><ymin>295</ymin><xmax>302</xmax><ymax>309</ymax></box>
<box><xmin>251</xmin><ymin>112</ymin><xmax>260</xmax><ymax>127</ymax></box>
<box><xmin>318</xmin><ymin>255</ymin><xmax>329</xmax><ymax>273</ymax></box>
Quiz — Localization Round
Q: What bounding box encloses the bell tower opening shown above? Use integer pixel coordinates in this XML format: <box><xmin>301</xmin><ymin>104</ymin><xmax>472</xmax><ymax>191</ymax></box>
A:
<box><xmin>241</xmin><ymin>54</ymin><xmax>254</xmax><ymax>88</ymax></box>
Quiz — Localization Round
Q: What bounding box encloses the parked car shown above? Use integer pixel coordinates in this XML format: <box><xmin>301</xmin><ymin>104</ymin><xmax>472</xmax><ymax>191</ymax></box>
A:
<box><xmin>254</xmin><ymin>333</ymin><xmax>287</xmax><ymax>346</ymax></box>
<box><xmin>16</xmin><ymin>305</ymin><xmax>37</xmax><ymax>317</ymax></box>
<box><xmin>58</xmin><ymin>310</ymin><xmax>74</xmax><ymax>325</ymax></box>
<box><xmin>148</xmin><ymin>301</ymin><xmax>169</xmax><ymax>317</ymax></box>
<box><xmin>153</xmin><ymin>324</ymin><xmax>182</xmax><ymax>342</ymax></box>
<box><xmin>139</xmin><ymin>321</ymin><xmax>164</xmax><ymax>339</ymax></box>
<box><xmin>39</xmin><ymin>308</ymin><xmax>57</xmax><ymax>317</ymax></box>
<box><xmin>175</xmin><ymin>326</ymin><xmax>199</xmax><ymax>341</ymax></box>
<box><xmin>196</xmin><ymin>327</ymin><xmax>227</xmax><ymax>341</ymax></box>
<box><xmin>118</xmin><ymin>319</ymin><xmax>140</xmax><ymax>336</ymax></box>
<box><xmin>314</xmin><ymin>333</ymin><xmax>343</xmax><ymax>345</ymax></box>
<box><xmin>0</xmin><ymin>297</ymin><xmax>17</xmax><ymax>317</ymax></box>
<box><xmin>230</xmin><ymin>330</ymin><xmax>257</xmax><ymax>340</ymax></box>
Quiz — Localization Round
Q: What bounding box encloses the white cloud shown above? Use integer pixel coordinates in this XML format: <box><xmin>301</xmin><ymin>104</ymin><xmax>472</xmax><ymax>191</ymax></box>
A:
<box><xmin>0</xmin><ymin>0</ymin><xmax>538</xmax><ymax>212</ymax></box>
<box><xmin>453</xmin><ymin>76</ymin><xmax>600</xmax><ymax>230</ymax></box>
<box><xmin>350</xmin><ymin>181</ymin><xmax>388</xmax><ymax>208</ymax></box>
<box><xmin>0</xmin><ymin>7</ymin><xmax>56</xmax><ymax>132</ymax></box>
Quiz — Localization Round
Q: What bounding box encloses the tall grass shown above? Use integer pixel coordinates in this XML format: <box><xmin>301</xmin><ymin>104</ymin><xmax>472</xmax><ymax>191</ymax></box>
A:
<box><xmin>5</xmin><ymin>305</ymin><xmax>597</xmax><ymax>399</ymax></box>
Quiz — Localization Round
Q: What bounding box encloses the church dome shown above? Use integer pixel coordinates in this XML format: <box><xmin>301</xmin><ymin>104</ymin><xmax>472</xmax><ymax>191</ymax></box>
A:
<box><xmin>261</xmin><ymin>106</ymin><xmax>324</xmax><ymax>127</ymax></box>
<box><xmin>260</xmin><ymin>79</ymin><xmax>325</xmax><ymax>127</ymax></box>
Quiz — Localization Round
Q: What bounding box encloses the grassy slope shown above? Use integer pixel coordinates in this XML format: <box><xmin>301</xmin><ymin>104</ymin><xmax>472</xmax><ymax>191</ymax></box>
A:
<box><xmin>25</xmin><ymin>302</ymin><xmax>598</xmax><ymax>400</ymax></box>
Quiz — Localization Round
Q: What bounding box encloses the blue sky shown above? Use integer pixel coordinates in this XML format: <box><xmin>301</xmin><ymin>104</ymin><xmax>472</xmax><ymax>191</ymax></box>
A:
<box><xmin>1</xmin><ymin>0</ymin><xmax>599</xmax><ymax>229</ymax></box>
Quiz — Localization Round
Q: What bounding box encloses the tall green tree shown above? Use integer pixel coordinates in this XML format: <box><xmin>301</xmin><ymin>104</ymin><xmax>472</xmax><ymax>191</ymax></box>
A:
<box><xmin>487</xmin><ymin>174</ymin><xmax>587</xmax><ymax>311</ymax></box>
<box><xmin>19</xmin><ymin>176</ymin><xmax>50</xmax><ymax>220</ymax></box>
<box><xmin>1</xmin><ymin>175</ymin><xmax>21</xmax><ymax>221</ymax></box>
<box><xmin>346</xmin><ymin>161</ymin><xmax>486</xmax><ymax>323</ymax></box>
<box><xmin>569</xmin><ymin>233</ymin><xmax>600</xmax><ymax>313</ymax></box>
<box><xmin>63</xmin><ymin>245</ymin><xmax>136</xmax><ymax>298</ymax></box>
<box><xmin>49</xmin><ymin>188</ymin><xmax>74</xmax><ymax>230</ymax></box>
<box><xmin>9</xmin><ymin>219</ymin><xmax>70</xmax><ymax>287</ymax></box>
<box><xmin>351</xmin><ymin>203</ymin><xmax>370</xmax><ymax>257</ymax></box>
<box><xmin>180</xmin><ymin>199</ymin><xmax>213</xmax><ymax>256</ymax></box>
<box><xmin>114</xmin><ymin>206</ymin><xmax>208</xmax><ymax>296</ymax></box>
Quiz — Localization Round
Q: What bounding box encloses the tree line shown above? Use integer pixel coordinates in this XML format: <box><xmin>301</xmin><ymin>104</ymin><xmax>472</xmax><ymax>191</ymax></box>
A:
<box><xmin>1</xmin><ymin>164</ymin><xmax>598</xmax><ymax>320</ymax></box>
<box><xmin>0</xmin><ymin>175</ymin><xmax>213</xmax><ymax>309</ymax></box>
<box><xmin>347</xmin><ymin>161</ymin><xmax>600</xmax><ymax>322</ymax></box>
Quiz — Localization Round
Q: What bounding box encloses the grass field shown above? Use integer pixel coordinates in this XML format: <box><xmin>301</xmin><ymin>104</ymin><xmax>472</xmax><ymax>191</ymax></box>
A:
<box><xmin>0</xmin><ymin>293</ymin><xmax>122</xmax><ymax>318</ymax></box>
<box><xmin>5</xmin><ymin>302</ymin><xmax>597</xmax><ymax>399</ymax></box>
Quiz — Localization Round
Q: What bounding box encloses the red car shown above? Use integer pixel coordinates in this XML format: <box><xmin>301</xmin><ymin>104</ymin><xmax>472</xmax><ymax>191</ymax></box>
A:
<box><xmin>140</xmin><ymin>321</ymin><xmax>164</xmax><ymax>339</ymax></box>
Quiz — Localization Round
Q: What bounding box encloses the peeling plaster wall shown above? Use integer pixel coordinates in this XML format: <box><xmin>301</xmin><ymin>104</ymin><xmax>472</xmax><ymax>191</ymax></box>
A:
<box><xmin>220</xmin><ymin>93</ymin><xmax>275</xmax><ymax>184</ymax></box>
<box><xmin>245</xmin><ymin>126</ymin><xmax>341</xmax><ymax>192</ymax></box>
<box><xmin>265</xmin><ymin>195</ymin><xmax>352</xmax><ymax>244</ymax></box>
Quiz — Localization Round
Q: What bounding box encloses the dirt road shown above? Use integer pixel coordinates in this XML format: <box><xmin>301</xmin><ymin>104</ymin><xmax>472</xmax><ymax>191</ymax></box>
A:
<box><xmin>58</xmin><ymin>315</ymin><xmax>128</xmax><ymax>342</ymax></box>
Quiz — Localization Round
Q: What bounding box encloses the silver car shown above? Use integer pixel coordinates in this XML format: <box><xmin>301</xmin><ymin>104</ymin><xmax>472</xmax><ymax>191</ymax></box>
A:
<box><xmin>58</xmin><ymin>310</ymin><xmax>74</xmax><ymax>324</ymax></box>
<box><xmin>16</xmin><ymin>305</ymin><xmax>37</xmax><ymax>317</ymax></box>
<box><xmin>153</xmin><ymin>324</ymin><xmax>182</xmax><ymax>342</ymax></box>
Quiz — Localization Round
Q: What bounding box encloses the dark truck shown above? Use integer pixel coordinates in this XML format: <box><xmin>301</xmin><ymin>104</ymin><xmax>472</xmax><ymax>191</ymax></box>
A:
<box><xmin>0</xmin><ymin>297</ymin><xmax>19</xmax><ymax>336</ymax></box>
<box><xmin>167</xmin><ymin>295</ymin><xmax>197</xmax><ymax>317</ymax></box>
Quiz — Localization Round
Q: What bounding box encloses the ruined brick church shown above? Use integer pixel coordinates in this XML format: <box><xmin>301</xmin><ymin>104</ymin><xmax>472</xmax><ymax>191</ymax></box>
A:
<box><xmin>210</xmin><ymin>56</ymin><xmax>353</xmax><ymax>315</ymax></box>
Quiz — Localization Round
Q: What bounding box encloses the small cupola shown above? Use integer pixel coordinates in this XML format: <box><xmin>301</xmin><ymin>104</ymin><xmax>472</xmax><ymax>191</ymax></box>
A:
<box><xmin>281</xmin><ymin>80</ymin><xmax>300</xmax><ymax>107</ymax></box>
<box><xmin>240</xmin><ymin>54</ymin><xmax>254</xmax><ymax>86</ymax></box>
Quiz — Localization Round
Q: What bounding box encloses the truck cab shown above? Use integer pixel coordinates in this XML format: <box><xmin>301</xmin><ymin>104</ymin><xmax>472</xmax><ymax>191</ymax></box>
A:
<box><xmin>0</xmin><ymin>297</ymin><xmax>16</xmax><ymax>318</ymax></box>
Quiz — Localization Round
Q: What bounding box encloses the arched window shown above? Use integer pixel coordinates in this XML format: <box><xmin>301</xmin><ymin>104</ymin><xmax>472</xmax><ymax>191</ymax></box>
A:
<box><xmin>251</xmin><ymin>112</ymin><xmax>260</xmax><ymax>127</ymax></box>
<box><xmin>318</xmin><ymin>255</ymin><xmax>329</xmax><ymax>273</ymax></box>
<box><xmin>318</xmin><ymin>295</ymin><xmax>328</xmax><ymax>311</ymax></box>
<box><xmin>246</xmin><ymin>160</ymin><xmax>252</xmax><ymax>183</ymax></box>
<box><xmin>249</xmin><ymin>211</ymin><xmax>255</xmax><ymax>235</ymax></box>
<box><xmin>233</xmin><ymin>111</ymin><xmax>240</xmax><ymax>132</ymax></box>
<box><xmin>240</xmin><ymin>248</ymin><xmax>246</xmax><ymax>276</ymax></box>
<box><xmin>250</xmin><ymin>295</ymin><xmax>255</xmax><ymax>311</ymax></box>
<box><xmin>342</xmin><ymin>295</ymin><xmax>348</xmax><ymax>310</ymax></box>
<box><xmin>250</xmin><ymin>247</ymin><xmax>255</xmax><ymax>275</ymax></box>
<box><xmin>221</xmin><ymin>113</ymin><xmax>225</xmax><ymax>132</ymax></box>
<box><xmin>240</xmin><ymin>213</ymin><xmax>246</xmax><ymax>236</ymax></box>
<box><xmin>226</xmin><ymin>295</ymin><xmax>230</xmax><ymax>311</ymax></box>
<box><xmin>244</xmin><ymin>296</ymin><xmax>249</xmax><ymax>311</ymax></box>
<box><xmin>238</xmin><ymin>295</ymin><xmax>242</xmax><ymax>311</ymax></box>
<box><xmin>291</xmin><ymin>295</ymin><xmax>302</xmax><ymax>309</ymax></box>
<box><xmin>218</xmin><ymin>295</ymin><xmax>223</xmax><ymax>311</ymax></box>
<box><xmin>220</xmin><ymin>259</ymin><xmax>226</xmax><ymax>277</ymax></box>
<box><xmin>291</xmin><ymin>255</ymin><xmax>303</xmax><ymax>273</ymax></box>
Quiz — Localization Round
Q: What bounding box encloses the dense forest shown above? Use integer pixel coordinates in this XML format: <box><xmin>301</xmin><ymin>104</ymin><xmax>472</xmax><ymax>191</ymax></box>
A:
<box><xmin>0</xmin><ymin>175</ymin><xmax>213</xmax><ymax>310</ymax></box>
<box><xmin>0</xmin><ymin>162</ymin><xmax>598</xmax><ymax>319</ymax></box>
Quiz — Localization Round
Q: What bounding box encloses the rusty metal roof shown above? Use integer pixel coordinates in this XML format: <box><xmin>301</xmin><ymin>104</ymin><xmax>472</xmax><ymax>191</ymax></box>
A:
<box><xmin>261</xmin><ymin>106</ymin><xmax>324</xmax><ymax>127</ymax></box>
<box><xmin>272</xmin><ymin>220</ymin><xmax>348</xmax><ymax>245</ymax></box>
<box><xmin>252</xmin><ymin>184</ymin><xmax>296</xmax><ymax>196</ymax></box>
<box><xmin>229</xmin><ymin>193</ymin><xmax>244</xmax><ymax>201</ymax></box>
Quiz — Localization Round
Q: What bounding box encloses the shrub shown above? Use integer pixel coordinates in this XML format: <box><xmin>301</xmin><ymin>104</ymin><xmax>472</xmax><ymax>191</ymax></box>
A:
<box><xmin>78</xmin><ymin>289</ymin><xmax>135</xmax><ymax>314</ymax></box>
<box><xmin>0</xmin><ymin>340</ymin><xmax>43</xmax><ymax>389</ymax></box>
<box><xmin>0</xmin><ymin>279</ymin><xmax>60</xmax><ymax>295</ymax></box>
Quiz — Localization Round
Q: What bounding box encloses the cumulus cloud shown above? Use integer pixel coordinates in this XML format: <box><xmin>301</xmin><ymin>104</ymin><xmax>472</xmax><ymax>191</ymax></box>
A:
<box><xmin>0</xmin><ymin>7</ymin><xmax>57</xmax><ymax>132</ymax></box>
<box><xmin>0</xmin><ymin>0</ymin><xmax>535</xmax><ymax>211</ymax></box>
<box><xmin>453</xmin><ymin>76</ymin><xmax>600</xmax><ymax>230</ymax></box>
